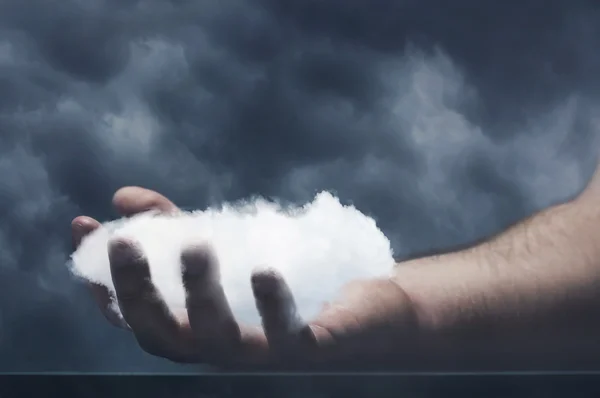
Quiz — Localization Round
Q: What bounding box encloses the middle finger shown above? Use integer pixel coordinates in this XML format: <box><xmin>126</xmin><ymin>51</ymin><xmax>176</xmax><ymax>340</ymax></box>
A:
<box><xmin>181</xmin><ymin>245</ymin><xmax>241</xmax><ymax>349</ymax></box>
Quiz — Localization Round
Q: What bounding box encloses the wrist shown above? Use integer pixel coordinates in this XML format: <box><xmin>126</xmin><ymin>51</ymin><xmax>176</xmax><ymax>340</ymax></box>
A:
<box><xmin>390</xmin><ymin>257</ymin><xmax>484</xmax><ymax>370</ymax></box>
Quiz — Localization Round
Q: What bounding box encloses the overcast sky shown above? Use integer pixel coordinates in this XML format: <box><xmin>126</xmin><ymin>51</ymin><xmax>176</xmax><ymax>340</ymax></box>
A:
<box><xmin>0</xmin><ymin>0</ymin><xmax>599</xmax><ymax>385</ymax></box>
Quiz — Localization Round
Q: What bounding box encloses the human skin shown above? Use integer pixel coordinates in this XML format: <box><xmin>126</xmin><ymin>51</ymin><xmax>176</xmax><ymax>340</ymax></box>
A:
<box><xmin>71</xmin><ymin>167</ymin><xmax>600</xmax><ymax>371</ymax></box>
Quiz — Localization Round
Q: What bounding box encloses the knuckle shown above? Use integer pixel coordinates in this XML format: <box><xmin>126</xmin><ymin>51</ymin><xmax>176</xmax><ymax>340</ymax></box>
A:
<box><xmin>186</xmin><ymin>288</ymin><xmax>227</xmax><ymax>316</ymax></box>
<box><xmin>182</xmin><ymin>265</ymin><xmax>218</xmax><ymax>287</ymax></box>
<box><xmin>182</xmin><ymin>272</ymin><xmax>212</xmax><ymax>292</ymax></box>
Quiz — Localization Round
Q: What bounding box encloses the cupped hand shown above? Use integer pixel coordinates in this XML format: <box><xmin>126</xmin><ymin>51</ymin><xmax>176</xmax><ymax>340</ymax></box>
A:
<box><xmin>71</xmin><ymin>187</ymin><xmax>420</xmax><ymax>370</ymax></box>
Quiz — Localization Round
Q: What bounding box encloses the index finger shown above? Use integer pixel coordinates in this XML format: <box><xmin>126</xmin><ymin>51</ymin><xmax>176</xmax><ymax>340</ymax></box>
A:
<box><xmin>71</xmin><ymin>216</ymin><xmax>128</xmax><ymax>328</ymax></box>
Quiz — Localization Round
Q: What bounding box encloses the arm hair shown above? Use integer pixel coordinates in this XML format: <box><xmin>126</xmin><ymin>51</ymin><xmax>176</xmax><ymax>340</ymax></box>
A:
<box><xmin>392</xmin><ymin>174</ymin><xmax>600</xmax><ymax>370</ymax></box>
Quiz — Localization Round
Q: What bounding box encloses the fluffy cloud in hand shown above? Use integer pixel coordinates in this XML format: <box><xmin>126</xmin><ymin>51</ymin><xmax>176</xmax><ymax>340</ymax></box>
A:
<box><xmin>70</xmin><ymin>192</ymin><xmax>394</xmax><ymax>326</ymax></box>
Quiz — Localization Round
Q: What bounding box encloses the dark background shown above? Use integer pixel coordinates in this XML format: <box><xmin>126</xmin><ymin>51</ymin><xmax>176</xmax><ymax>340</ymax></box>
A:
<box><xmin>1</xmin><ymin>0</ymin><xmax>600</xmax><ymax>395</ymax></box>
<box><xmin>5</xmin><ymin>375</ymin><xmax>600</xmax><ymax>398</ymax></box>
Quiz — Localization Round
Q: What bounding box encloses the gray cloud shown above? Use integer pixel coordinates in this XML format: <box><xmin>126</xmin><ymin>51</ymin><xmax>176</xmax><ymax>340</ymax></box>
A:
<box><xmin>0</xmin><ymin>0</ymin><xmax>599</xmax><ymax>383</ymax></box>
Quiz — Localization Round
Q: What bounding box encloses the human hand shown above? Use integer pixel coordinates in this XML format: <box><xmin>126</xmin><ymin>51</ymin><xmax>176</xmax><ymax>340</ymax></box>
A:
<box><xmin>71</xmin><ymin>187</ymin><xmax>419</xmax><ymax>370</ymax></box>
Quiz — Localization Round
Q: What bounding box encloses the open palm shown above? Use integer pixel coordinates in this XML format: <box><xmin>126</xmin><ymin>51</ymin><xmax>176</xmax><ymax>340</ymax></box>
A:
<box><xmin>72</xmin><ymin>187</ymin><xmax>417</xmax><ymax>370</ymax></box>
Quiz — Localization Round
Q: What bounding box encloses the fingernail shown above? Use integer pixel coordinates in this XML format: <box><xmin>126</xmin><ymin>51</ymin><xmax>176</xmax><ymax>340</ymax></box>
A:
<box><xmin>251</xmin><ymin>271</ymin><xmax>279</xmax><ymax>299</ymax></box>
<box><xmin>181</xmin><ymin>244</ymin><xmax>213</xmax><ymax>270</ymax></box>
<box><xmin>181</xmin><ymin>244</ymin><xmax>219</xmax><ymax>283</ymax></box>
<box><xmin>108</xmin><ymin>238</ymin><xmax>143</xmax><ymax>266</ymax></box>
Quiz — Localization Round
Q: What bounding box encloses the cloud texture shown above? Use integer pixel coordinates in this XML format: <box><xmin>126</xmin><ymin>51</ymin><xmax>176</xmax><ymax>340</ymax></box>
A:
<box><xmin>70</xmin><ymin>193</ymin><xmax>394</xmax><ymax>326</ymax></box>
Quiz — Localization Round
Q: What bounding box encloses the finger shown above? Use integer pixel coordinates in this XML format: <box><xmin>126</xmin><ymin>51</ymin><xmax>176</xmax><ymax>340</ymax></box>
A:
<box><xmin>112</xmin><ymin>186</ymin><xmax>178</xmax><ymax>217</ymax></box>
<box><xmin>181</xmin><ymin>245</ymin><xmax>241</xmax><ymax>347</ymax></box>
<box><xmin>251</xmin><ymin>267</ymin><xmax>316</xmax><ymax>353</ymax></box>
<box><xmin>71</xmin><ymin>216</ymin><xmax>100</xmax><ymax>249</ymax></box>
<box><xmin>109</xmin><ymin>238</ymin><xmax>183</xmax><ymax>356</ymax></box>
<box><xmin>72</xmin><ymin>216</ymin><xmax>127</xmax><ymax>328</ymax></box>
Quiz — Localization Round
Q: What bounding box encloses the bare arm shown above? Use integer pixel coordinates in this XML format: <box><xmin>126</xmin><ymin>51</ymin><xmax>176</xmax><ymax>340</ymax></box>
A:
<box><xmin>393</xmin><ymin>168</ymin><xmax>600</xmax><ymax>370</ymax></box>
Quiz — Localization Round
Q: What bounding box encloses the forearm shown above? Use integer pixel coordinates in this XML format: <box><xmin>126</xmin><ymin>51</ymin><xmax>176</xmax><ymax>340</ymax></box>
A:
<box><xmin>394</xmin><ymin>196</ymin><xmax>600</xmax><ymax>370</ymax></box>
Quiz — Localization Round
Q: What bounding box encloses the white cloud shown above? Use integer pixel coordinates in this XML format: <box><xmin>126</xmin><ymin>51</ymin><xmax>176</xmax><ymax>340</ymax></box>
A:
<box><xmin>70</xmin><ymin>191</ymin><xmax>395</xmax><ymax>326</ymax></box>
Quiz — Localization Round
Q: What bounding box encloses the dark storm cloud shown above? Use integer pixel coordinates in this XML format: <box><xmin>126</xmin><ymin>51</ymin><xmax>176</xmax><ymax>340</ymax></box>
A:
<box><xmin>0</xmin><ymin>0</ymin><xmax>599</xmax><ymax>382</ymax></box>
